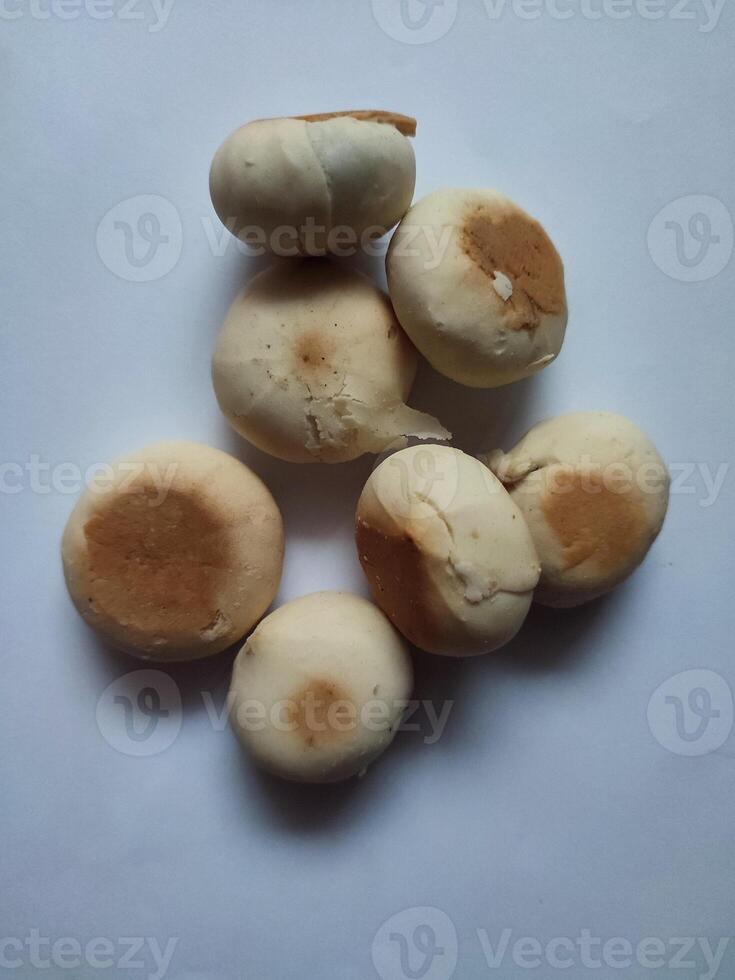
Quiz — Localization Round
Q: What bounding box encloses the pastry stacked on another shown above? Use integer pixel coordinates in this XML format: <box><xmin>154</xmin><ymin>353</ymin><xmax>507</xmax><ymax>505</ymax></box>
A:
<box><xmin>210</xmin><ymin>109</ymin><xmax>417</xmax><ymax>256</ymax></box>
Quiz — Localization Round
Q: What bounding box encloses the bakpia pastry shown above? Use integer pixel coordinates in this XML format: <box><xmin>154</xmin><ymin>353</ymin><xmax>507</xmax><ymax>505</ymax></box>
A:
<box><xmin>210</xmin><ymin>110</ymin><xmax>416</xmax><ymax>256</ymax></box>
<box><xmin>229</xmin><ymin>591</ymin><xmax>413</xmax><ymax>783</ymax></box>
<box><xmin>387</xmin><ymin>188</ymin><xmax>568</xmax><ymax>388</ymax></box>
<box><xmin>212</xmin><ymin>261</ymin><xmax>449</xmax><ymax>463</ymax></box>
<box><xmin>483</xmin><ymin>412</ymin><xmax>670</xmax><ymax>607</ymax></box>
<box><xmin>62</xmin><ymin>442</ymin><xmax>284</xmax><ymax>660</ymax></box>
<box><xmin>356</xmin><ymin>445</ymin><xmax>540</xmax><ymax>656</ymax></box>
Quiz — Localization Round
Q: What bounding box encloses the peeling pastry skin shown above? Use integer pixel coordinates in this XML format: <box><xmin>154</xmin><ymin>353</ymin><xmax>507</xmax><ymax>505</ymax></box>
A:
<box><xmin>355</xmin><ymin>446</ymin><xmax>540</xmax><ymax>656</ymax></box>
<box><xmin>229</xmin><ymin>592</ymin><xmax>413</xmax><ymax>783</ymax></box>
<box><xmin>61</xmin><ymin>442</ymin><xmax>284</xmax><ymax>661</ymax></box>
<box><xmin>482</xmin><ymin>412</ymin><xmax>670</xmax><ymax>607</ymax></box>
<box><xmin>209</xmin><ymin>110</ymin><xmax>416</xmax><ymax>256</ymax></box>
<box><xmin>386</xmin><ymin>188</ymin><xmax>568</xmax><ymax>388</ymax></box>
<box><xmin>212</xmin><ymin>261</ymin><xmax>450</xmax><ymax>463</ymax></box>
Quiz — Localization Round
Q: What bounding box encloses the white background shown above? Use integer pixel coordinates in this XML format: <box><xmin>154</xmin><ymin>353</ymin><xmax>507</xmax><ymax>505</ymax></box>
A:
<box><xmin>2</xmin><ymin>1</ymin><xmax>734</xmax><ymax>979</ymax></box>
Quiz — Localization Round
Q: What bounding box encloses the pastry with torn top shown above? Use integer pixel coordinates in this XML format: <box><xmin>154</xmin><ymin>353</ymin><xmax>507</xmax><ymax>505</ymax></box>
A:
<box><xmin>386</xmin><ymin>188</ymin><xmax>568</xmax><ymax>388</ymax></box>
<box><xmin>212</xmin><ymin>261</ymin><xmax>450</xmax><ymax>463</ymax></box>
<box><xmin>228</xmin><ymin>591</ymin><xmax>413</xmax><ymax>783</ymax></box>
<box><xmin>482</xmin><ymin>411</ymin><xmax>670</xmax><ymax>607</ymax></box>
<box><xmin>61</xmin><ymin>441</ymin><xmax>284</xmax><ymax>660</ymax></box>
<box><xmin>356</xmin><ymin>445</ymin><xmax>540</xmax><ymax>656</ymax></box>
<box><xmin>209</xmin><ymin>109</ymin><xmax>416</xmax><ymax>256</ymax></box>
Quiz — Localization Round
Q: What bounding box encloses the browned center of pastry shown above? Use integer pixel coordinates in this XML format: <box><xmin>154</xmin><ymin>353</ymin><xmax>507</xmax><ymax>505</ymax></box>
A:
<box><xmin>293</xmin><ymin>329</ymin><xmax>338</xmax><ymax>379</ymax></box>
<box><xmin>461</xmin><ymin>205</ymin><xmax>566</xmax><ymax>329</ymax></box>
<box><xmin>285</xmin><ymin>679</ymin><xmax>355</xmax><ymax>747</ymax></box>
<box><xmin>84</xmin><ymin>484</ymin><xmax>232</xmax><ymax>633</ymax></box>
<box><xmin>540</xmin><ymin>468</ymin><xmax>650</xmax><ymax>575</ymax></box>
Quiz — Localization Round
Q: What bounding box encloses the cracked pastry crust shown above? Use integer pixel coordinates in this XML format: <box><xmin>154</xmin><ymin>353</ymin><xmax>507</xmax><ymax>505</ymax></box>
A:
<box><xmin>355</xmin><ymin>445</ymin><xmax>540</xmax><ymax>656</ymax></box>
<box><xmin>212</xmin><ymin>261</ymin><xmax>450</xmax><ymax>464</ymax></box>
<box><xmin>386</xmin><ymin>188</ymin><xmax>568</xmax><ymax>388</ymax></box>
<box><xmin>61</xmin><ymin>442</ymin><xmax>284</xmax><ymax>660</ymax></box>
<box><xmin>482</xmin><ymin>411</ymin><xmax>670</xmax><ymax>607</ymax></box>
<box><xmin>209</xmin><ymin>110</ymin><xmax>416</xmax><ymax>256</ymax></box>
<box><xmin>228</xmin><ymin>591</ymin><xmax>413</xmax><ymax>783</ymax></box>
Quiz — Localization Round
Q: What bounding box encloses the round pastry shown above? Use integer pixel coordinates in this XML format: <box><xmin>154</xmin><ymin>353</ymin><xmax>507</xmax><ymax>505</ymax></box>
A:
<box><xmin>483</xmin><ymin>411</ymin><xmax>670</xmax><ymax>607</ymax></box>
<box><xmin>355</xmin><ymin>445</ymin><xmax>540</xmax><ymax>656</ymax></box>
<box><xmin>386</xmin><ymin>188</ymin><xmax>568</xmax><ymax>388</ymax></box>
<box><xmin>212</xmin><ymin>261</ymin><xmax>449</xmax><ymax>464</ymax></box>
<box><xmin>62</xmin><ymin>441</ymin><xmax>284</xmax><ymax>661</ymax></box>
<box><xmin>228</xmin><ymin>591</ymin><xmax>413</xmax><ymax>783</ymax></box>
<box><xmin>209</xmin><ymin>109</ymin><xmax>416</xmax><ymax>256</ymax></box>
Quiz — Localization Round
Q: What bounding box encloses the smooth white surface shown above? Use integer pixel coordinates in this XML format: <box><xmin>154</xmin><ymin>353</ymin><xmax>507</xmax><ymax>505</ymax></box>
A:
<box><xmin>2</xmin><ymin>3</ymin><xmax>734</xmax><ymax>979</ymax></box>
